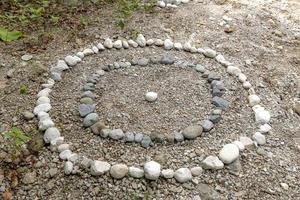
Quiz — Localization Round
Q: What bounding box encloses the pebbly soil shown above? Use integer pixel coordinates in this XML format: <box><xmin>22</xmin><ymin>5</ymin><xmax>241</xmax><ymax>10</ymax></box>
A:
<box><xmin>0</xmin><ymin>0</ymin><xmax>299</xmax><ymax>199</ymax></box>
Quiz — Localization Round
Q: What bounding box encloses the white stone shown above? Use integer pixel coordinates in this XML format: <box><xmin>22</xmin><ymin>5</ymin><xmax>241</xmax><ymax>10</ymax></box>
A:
<box><xmin>73</xmin><ymin>55</ymin><xmax>81</xmax><ymax>63</ymax></box>
<box><xmin>248</xmin><ymin>94</ymin><xmax>261</xmax><ymax>106</ymax></box>
<box><xmin>253</xmin><ymin>132</ymin><xmax>266</xmax><ymax>145</ymax></box>
<box><xmin>243</xmin><ymin>81</ymin><xmax>252</xmax><ymax>89</ymax></box>
<box><xmin>104</xmin><ymin>38</ymin><xmax>113</xmax><ymax>48</ymax></box>
<box><xmin>254</xmin><ymin>107</ymin><xmax>271</xmax><ymax>124</ymax></box>
<box><xmin>83</xmin><ymin>48</ymin><xmax>94</xmax><ymax>56</ymax></box>
<box><xmin>97</xmin><ymin>43</ymin><xmax>105</xmax><ymax>50</ymax></box>
<box><xmin>65</xmin><ymin>55</ymin><xmax>78</xmax><ymax>66</ymax></box>
<box><xmin>64</xmin><ymin>161</ymin><xmax>73</xmax><ymax>175</ymax></box>
<box><xmin>59</xmin><ymin>150</ymin><xmax>72</xmax><ymax>160</ymax></box>
<box><xmin>280</xmin><ymin>183</ymin><xmax>289</xmax><ymax>190</ymax></box>
<box><xmin>215</xmin><ymin>54</ymin><xmax>226</xmax><ymax>63</ymax></box>
<box><xmin>203</xmin><ymin>48</ymin><xmax>217</xmax><ymax>58</ymax></box>
<box><xmin>44</xmin><ymin>127</ymin><xmax>60</xmax><ymax>143</ymax></box>
<box><xmin>227</xmin><ymin>66</ymin><xmax>241</xmax><ymax>76</ymax></box>
<box><xmin>110</xmin><ymin>164</ymin><xmax>128</xmax><ymax>179</ymax></box>
<box><xmin>136</xmin><ymin>34</ymin><xmax>146</xmax><ymax>47</ymax></box>
<box><xmin>181</xmin><ymin>0</ymin><xmax>189</xmax><ymax>3</ymax></box>
<box><xmin>197</xmin><ymin>48</ymin><xmax>205</xmax><ymax>54</ymax></box>
<box><xmin>37</xmin><ymin>111</ymin><xmax>49</xmax><ymax>121</ymax></box>
<box><xmin>233</xmin><ymin>140</ymin><xmax>245</xmax><ymax>151</ymax></box>
<box><xmin>239</xmin><ymin>136</ymin><xmax>254</xmax><ymax>147</ymax></box>
<box><xmin>76</xmin><ymin>52</ymin><xmax>84</xmax><ymax>59</ymax></box>
<box><xmin>259</xmin><ymin>124</ymin><xmax>272</xmax><ymax>133</ymax></box>
<box><xmin>146</xmin><ymin>39</ymin><xmax>154</xmax><ymax>46</ymax></box>
<box><xmin>144</xmin><ymin>161</ymin><xmax>161</xmax><ymax>180</ymax></box>
<box><xmin>92</xmin><ymin>46</ymin><xmax>99</xmax><ymax>54</ymax></box>
<box><xmin>113</xmin><ymin>40</ymin><xmax>123</xmax><ymax>49</ymax></box>
<box><xmin>183</xmin><ymin>42</ymin><xmax>192</xmax><ymax>51</ymax></box>
<box><xmin>37</xmin><ymin>96</ymin><xmax>50</xmax><ymax>105</ymax></box>
<box><xmin>122</xmin><ymin>40</ymin><xmax>129</xmax><ymax>48</ymax></box>
<box><xmin>164</xmin><ymin>39</ymin><xmax>174</xmax><ymax>50</ymax></box>
<box><xmin>38</xmin><ymin>118</ymin><xmax>54</xmax><ymax>131</ymax></box>
<box><xmin>161</xmin><ymin>169</ymin><xmax>174</xmax><ymax>179</ymax></box>
<box><xmin>37</xmin><ymin>88</ymin><xmax>51</xmax><ymax>98</ymax></box>
<box><xmin>166</xmin><ymin>4</ymin><xmax>177</xmax><ymax>8</ymax></box>
<box><xmin>50</xmin><ymin>137</ymin><xmax>64</xmax><ymax>146</ymax></box>
<box><xmin>58</xmin><ymin>143</ymin><xmax>70</xmax><ymax>152</ymax></box>
<box><xmin>190</xmin><ymin>167</ymin><xmax>203</xmax><ymax>176</ymax></box>
<box><xmin>219</xmin><ymin>144</ymin><xmax>240</xmax><ymax>164</ymax></box>
<box><xmin>202</xmin><ymin>156</ymin><xmax>224</xmax><ymax>170</ymax></box>
<box><xmin>238</xmin><ymin>73</ymin><xmax>247</xmax><ymax>83</ymax></box>
<box><xmin>33</xmin><ymin>103</ymin><xmax>51</xmax><ymax>115</ymax></box>
<box><xmin>129</xmin><ymin>167</ymin><xmax>144</xmax><ymax>178</ymax></box>
<box><xmin>145</xmin><ymin>92</ymin><xmax>158</xmax><ymax>102</ymax></box>
<box><xmin>174</xmin><ymin>42</ymin><xmax>183</xmax><ymax>50</ymax></box>
<box><xmin>128</xmin><ymin>39</ymin><xmax>138</xmax><ymax>47</ymax></box>
<box><xmin>51</xmin><ymin>60</ymin><xmax>69</xmax><ymax>72</ymax></box>
<box><xmin>174</xmin><ymin>168</ymin><xmax>192</xmax><ymax>183</ymax></box>
<box><xmin>154</xmin><ymin>39</ymin><xmax>164</xmax><ymax>46</ymax></box>
<box><xmin>90</xmin><ymin>161</ymin><xmax>111</xmax><ymax>176</ymax></box>
<box><xmin>190</xmin><ymin>46</ymin><xmax>198</xmax><ymax>53</ymax></box>
<box><xmin>157</xmin><ymin>1</ymin><xmax>166</xmax><ymax>7</ymax></box>
<box><xmin>68</xmin><ymin>153</ymin><xmax>79</xmax><ymax>163</ymax></box>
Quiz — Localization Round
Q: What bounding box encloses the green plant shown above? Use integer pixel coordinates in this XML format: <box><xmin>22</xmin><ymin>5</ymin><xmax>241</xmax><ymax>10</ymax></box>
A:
<box><xmin>0</xmin><ymin>27</ymin><xmax>23</xmax><ymax>42</ymax></box>
<box><xmin>3</xmin><ymin>127</ymin><xmax>31</xmax><ymax>157</ymax></box>
<box><xmin>128</xmin><ymin>192</ymin><xmax>137</xmax><ymax>200</ymax></box>
<box><xmin>19</xmin><ymin>83</ymin><xmax>27</xmax><ymax>94</ymax></box>
<box><xmin>115</xmin><ymin>0</ymin><xmax>140</xmax><ymax>28</ymax></box>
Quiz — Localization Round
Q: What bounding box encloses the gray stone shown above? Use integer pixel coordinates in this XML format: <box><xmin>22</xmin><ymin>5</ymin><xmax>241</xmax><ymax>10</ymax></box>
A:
<box><xmin>191</xmin><ymin>166</ymin><xmax>203</xmax><ymax>176</ymax></box>
<box><xmin>253</xmin><ymin>132</ymin><xmax>266</xmax><ymax>145</ymax></box>
<box><xmin>137</xmin><ymin>58</ymin><xmax>149</xmax><ymax>66</ymax></box>
<box><xmin>212</xmin><ymin>96</ymin><xmax>230</xmax><ymax>109</ymax></box>
<box><xmin>202</xmin><ymin>120</ymin><xmax>214</xmax><ymax>132</ymax></box>
<box><xmin>174</xmin><ymin>132</ymin><xmax>184</xmax><ymax>142</ymax></box>
<box><xmin>161</xmin><ymin>169</ymin><xmax>174</xmax><ymax>179</ymax></box>
<box><xmin>23</xmin><ymin>111</ymin><xmax>34</xmax><ymax>120</ymax></box>
<box><xmin>150</xmin><ymin>132</ymin><xmax>164</xmax><ymax>143</ymax></box>
<box><xmin>203</xmin><ymin>48</ymin><xmax>217</xmax><ymax>58</ymax></box>
<box><xmin>90</xmin><ymin>122</ymin><xmax>107</xmax><ymax>135</ymax></box>
<box><xmin>90</xmin><ymin>161</ymin><xmax>111</xmax><ymax>176</ymax></box>
<box><xmin>110</xmin><ymin>164</ymin><xmax>128</xmax><ymax>179</ymax></box>
<box><xmin>64</xmin><ymin>161</ymin><xmax>73</xmax><ymax>175</ymax></box>
<box><xmin>207</xmin><ymin>72</ymin><xmax>221</xmax><ymax>83</ymax></box>
<box><xmin>211</xmin><ymin>80</ymin><xmax>225</xmax><ymax>90</ymax></box>
<box><xmin>160</xmin><ymin>54</ymin><xmax>175</xmax><ymax>64</ymax></box>
<box><xmin>109</xmin><ymin>129</ymin><xmax>124</xmax><ymax>140</ymax></box>
<box><xmin>78</xmin><ymin>104</ymin><xmax>95</xmax><ymax>117</ymax></box>
<box><xmin>50</xmin><ymin>72</ymin><xmax>61</xmax><ymax>81</ymax></box>
<box><xmin>195</xmin><ymin>64</ymin><xmax>205</xmax><ymax>73</ymax></box>
<box><xmin>202</xmin><ymin>156</ymin><xmax>224</xmax><ymax>170</ymax></box>
<box><xmin>212</xmin><ymin>88</ymin><xmax>224</xmax><ymax>97</ymax></box>
<box><xmin>174</xmin><ymin>168</ymin><xmax>192</xmax><ymax>183</ymax></box>
<box><xmin>44</xmin><ymin>127</ymin><xmax>60</xmax><ymax>143</ymax></box>
<box><xmin>83</xmin><ymin>113</ymin><xmax>99</xmax><ymax>127</ymax></box>
<box><xmin>81</xmin><ymin>91</ymin><xmax>95</xmax><ymax>98</ymax></box>
<box><xmin>100</xmin><ymin>129</ymin><xmax>111</xmax><ymax>138</ymax></box>
<box><xmin>80</xmin><ymin>97</ymin><xmax>94</xmax><ymax>105</ymax></box>
<box><xmin>141</xmin><ymin>135</ymin><xmax>151</xmax><ymax>148</ymax></box>
<box><xmin>134</xmin><ymin>133</ymin><xmax>144</xmax><ymax>142</ymax></box>
<box><xmin>201</xmin><ymin>70</ymin><xmax>210</xmax><ymax>78</ymax></box>
<box><xmin>209</xmin><ymin>115</ymin><xmax>222</xmax><ymax>123</ymax></box>
<box><xmin>164</xmin><ymin>39</ymin><xmax>174</xmax><ymax>50</ymax></box>
<box><xmin>125</xmin><ymin>132</ymin><xmax>135</xmax><ymax>142</ymax></box>
<box><xmin>59</xmin><ymin>150</ymin><xmax>72</xmax><ymax>160</ymax></box>
<box><xmin>49</xmin><ymin>168</ymin><xmax>58</xmax><ymax>177</ymax></box>
<box><xmin>182</xmin><ymin>125</ymin><xmax>203</xmax><ymax>139</ymax></box>
<box><xmin>65</xmin><ymin>55</ymin><xmax>79</xmax><ymax>66</ymax></box>
<box><xmin>294</xmin><ymin>101</ymin><xmax>300</xmax><ymax>115</ymax></box>
<box><xmin>144</xmin><ymin>161</ymin><xmax>161</xmax><ymax>180</ymax></box>
<box><xmin>129</xmin><ymin>167</ymin><xmax>144</xmax><ymax>178</ymax></box>
<box><xmin>197</xmin><ymin>183</ymin><xmax>222</xmax><ymax>200</ymax></box>
<box><xmin>23</xmin><ymin>172</ymin><xmax>36</xmax><ymax>184</ymax></box>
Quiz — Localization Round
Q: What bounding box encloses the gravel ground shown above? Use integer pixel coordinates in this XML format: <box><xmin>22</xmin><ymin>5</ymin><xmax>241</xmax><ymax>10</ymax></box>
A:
<box><xmin>0</xmin><ymin>0</ymin><xmax>299</xmax><ymax>199</ymax></box>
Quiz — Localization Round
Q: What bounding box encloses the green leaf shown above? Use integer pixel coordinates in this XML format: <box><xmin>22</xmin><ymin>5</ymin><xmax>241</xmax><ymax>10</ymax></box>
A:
<box><xmin>0</xmin><ymin>27</ymin><xmax>23</xmax><ymax>42</ymax></box>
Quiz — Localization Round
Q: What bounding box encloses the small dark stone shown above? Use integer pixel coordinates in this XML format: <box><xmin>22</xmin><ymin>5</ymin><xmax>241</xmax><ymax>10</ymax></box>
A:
<box><xmin>211</xmin><ymin>80</ymin><xmax>225</xmax><ymax>90</ymax></box>
<box><xmin>209</xmin><ymin>115</ymin><xmax>222</xmax><ymax>123</ymax></box>
<box><xmin>212</xmin><ymin>96</ymin><xmax>230</xmax><ymax>109</ymax></box>
<box><xmin>207</xmin><ymin>72</ymin><xmax>221</xmax><ymax>83</ymax></box>
<box><xmin>212</xmin><ymin>88</ymin><xmax>224</xmax><ymax>97</ymax></box>
<box><xmin>150</xmin><ymin>132</ymin><xmax>164</xmax><ymax>143</ymax></box>
<box><xmin>101</xmin><ymin>65</ymin><xmax>110</xmax><ymax>71</ymax></box>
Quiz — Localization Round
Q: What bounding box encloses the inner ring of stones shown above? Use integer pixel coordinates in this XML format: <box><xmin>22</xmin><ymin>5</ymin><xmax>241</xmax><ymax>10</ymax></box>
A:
<box><xmin>77</xmin><ymin>55</ymin><xmax>229</xmax><ymax>148</ymax></box>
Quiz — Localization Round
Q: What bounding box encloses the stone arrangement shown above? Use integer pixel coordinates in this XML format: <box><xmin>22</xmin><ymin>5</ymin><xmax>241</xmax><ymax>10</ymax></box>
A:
<box><xmin>77</xmin><ymin>56</ymin><xmax>229</xmax><ymax>148</ymax></box>
<box><xmin>33</xmin><ymin>33</ymin><xmax>272</xmax><ymax>183</ymax></box>
<box><xmin>157</xmin><ymin>0</ymin><xmax>190</xmax><ymax>8</ymax></box>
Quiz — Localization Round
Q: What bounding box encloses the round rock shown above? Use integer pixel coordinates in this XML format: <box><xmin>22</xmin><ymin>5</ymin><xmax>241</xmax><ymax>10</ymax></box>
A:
<box><xmin>182</xmin><ymin>125</ymin><xmax>203</xmax><ymax>139</ymax></box>
<box><xmin>202</xmin><ymin>156</ymin><xmax>224</xmax><ymax>170</ymax></box>
<box><xmin>109</xmin><ymin>129</ymin><xmax>125</xmax><ymax>140</ymax></box>
<box><xmin>110</xmin><ymin>164</ymin><xmax>128</xmax><ymax>179</ymax></box>
<box><xmin>174</xmin><ymin>168</ymin><xmax>192</xmax><ymax>183</ymax></box>
<box><xmin>161</xmin><ymin>169</ymin><xmax>174</xmax><ymax>179</ymax></box>
<box><xmin>129</xmin><ymin>167</ymin><xmax>144</xmax><ymax>178</ymax></box>
<box><xmin>219</xmin><ymin>144</ymin><xmax>240</xmax><ymax>164</ymax></box>
<box><xmin>44</xmin><ymin>127</ymin><xmax>60</xmax><ymax>143</ymax></box>
<box><xmin>145</xmin><ymin>92</ymin><xmax>158</xmax><ymax>102</ymax></box>
<box><xmin>90</xmin><ymin>161</ymin><xmax>111</xmax><ymax>176</ymax></box>
<box><xmin>83</xmin><ymin>113</ymin><xmax>99</xmax><ymax>127</ymax></box>
<box><xmin>144</xmin><ymin>161</ymin><xmax>161</xmax><ymax>180</ymax></box>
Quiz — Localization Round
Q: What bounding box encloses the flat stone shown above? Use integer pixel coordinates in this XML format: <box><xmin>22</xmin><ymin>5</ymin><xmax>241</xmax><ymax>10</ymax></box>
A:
<box><xmin>81</xmin><ymin>91</ymin><xmax>95</xmax><ymax>98</ymax></box>
<box><xmin>22</xmin><ymin>172</ymin><xmax>36</xmax><ymax>184</ymax></box>
<box><xmin>144</xmin><ymin>161</ymin><xmax>161</xmax><ymax>180</ymax></box>
<box><xmin>137</xmin><ymin>58</ymin><xmax>149</xmax><ymax>66</ymax></box>
<box><xmin>219</xmin><ymin>144</ymin><xmax>240</xmax><ymax>164</ymax></box>
<box><xmin>209</xmin><ymin>115</ymin><xmax>222</xmax><ymax>123</ymax></box>
<box><xmin>239</xmin><ymin>136</ymin><xmax>254</xmax><ymax>147</ymax></box>
<box><xmin>83</xmin><ymin>113</ymin><xmax>99</xmax><ymax>127</ymax></box>
<box><xmin>23</xmin><ymin>111</ymin><xmax>34</xmax><ymax>120</ymax></box>
<box><xmin>227</xmin><ymin>66</ymin><xmax>241</xmax><ymax>76</ymax></box>
<box><xmin>110</xmin><ymin>164</ymin><xmax>128</xmax><ymax>179</ymax></box>
<box><xmin>21</xmin><ymin>54</ymin><xmax>33</xmax><ymax>61</ymax></box>
<box><xmin>78</xmin><ymin>104</ymin><xmax>95</xmax><ymax>117</ymax></box>
<box><xmin>182</xmin><ymin>125</ymin><xmax>203</xmax><ymax>139</ymax></box>
<box><xmin>109</xmin><ymin>129</ymin><xmax>124</xmax><ymax>140</ymax></box>
<box><xmin>80</xmin><ymin>97</ymin><xmax>93</xmax><ymax>104</ymax></box>
<box><xmin>202</xmin><ymin>120</ymin><xmax>214</xmax><ymax>132</ymax></box>
<box><xmin>90</xmin><ymin>161</ymin><xmax>111</xmax><ymax>176</ymax></box>
<box><xmin>174</xmin><ymin>168</ymin><xmax>192</xmax><ymax>183</ymax></box>
<box><xmin>207</xmin><ymin>72</ymin><xmax>221</xmax><ymax>83</ymax></box>
<box><xmin>129</xmin><ymin>167</ymin><xmax>144</xmax><ymax>178</ymax></box>
<box><xmin>174</xmin><ymin>132</ymin><xmax>184</xmax><ymax>142</ymax></box>
<box><xmin>202</xmin><ymin>156</ymin><xmax>224</xmax><ymax>170</ymax></box>
<box><xmin>212</xmin><ymin>96</ymin><xmax>230</xmax><ymax>109</ymax></box>
<box><xmin>203</xmin><ymin>48</ymin><xmax>217</xmax><ymax>58</ymax></box>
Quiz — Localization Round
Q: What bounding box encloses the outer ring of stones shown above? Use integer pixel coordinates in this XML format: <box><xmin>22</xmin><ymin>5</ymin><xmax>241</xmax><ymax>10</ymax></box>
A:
<box><xmin>34</xmin><ymin>34</ymin><xmax>272</xmax><ymax>183</ymax></box>
<box><xmin>78</xmin><ymin>56</ymin><xmax>229</xmax><ymax>148</ymax></box>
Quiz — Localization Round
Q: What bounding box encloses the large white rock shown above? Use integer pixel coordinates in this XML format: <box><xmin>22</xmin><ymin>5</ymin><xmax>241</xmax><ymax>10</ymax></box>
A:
<box><xmin>65</xmin><ymin>55</ymin><xmax>78</xmax><ymax>66</ymax></box>
<box><xmin>161</xmin><ymin>169</ymin><xmax>174</xmax><ymax>179</ymax></box>
<box><xmin>128</xmin><ymin>39</ymin><xmax>138</xmax><ymax>47</ymax></box>
<box><xmin>174</xmin><ymin>42</ymin><xmax>183</xmax><ymax>50</ymax></box>
<box><xmin>238</xmin><ymin>73</ymin><xmax>247</xmax><ymax>83</ymax></box>
<box><xmin>183</xmin><ymin>42</ymin><xmax>192</xmax><ymax>51</ymax></box>
<box><xmin>104</xmin><ymin>38</ymin><xmax>113</xmax><ymax>48</ymax></box>
<box><xmin>64</xmin><ymin>161</ymin><xmax>73</xmax><ymax>175</ymax></box>
<box><xmin>122</xmin><ymin>40</ymin><xmax>129</xmax><ymax>48</ymax></box>
<box><xmin>44</xmin><ymin>127</ymin><xmax>60</xmax><ymax>143</ymax></box>
<box><xmin>174</xmin><ymin>168</ymin><xmax>192</xmax><ymax>183</ymax></box>
<box><xmin>219</xmin><ymin>144</ymin><xmax>240</xmax><ymax>164</ymax></box>
<box><xmin>37</xmin><ymin>96</ymin><xmax>50</xmax><ymax>105</ymax></box>
<box><xmin>253</xmin><ymin>132</ymin><xmax>266</xmax><ymax>145</ymax></box>
<box><xmin>90</xmin><ymin>161</ymin><xmax>111</xmax><ymax>176</ymax></box>
<box><xmin>38</xmin><ymin>118</ymin><xmax>54</xmax><ymax>131</ymax></box>
<box><xmin>37</xmin><ymin>111</ymin><xmax>49</xmax><ymax>121</ymax></box>
<box><xmin>144</xmin><ymin>161</ymin><xmax>161</xmax><ymax>180</ymax></box>
<box><xmin>164</xmin><ymin>39</ymin><xmax>174</xmax><ymax>50</ymax></box>
<box><xmin>146</xmin><ymin>39</ymin><xmax>154</xmax><ymax>46</ymax></box>
<box><xmin>59</xmin><ymin>150</ymin><xmax>72</xmax><ymax>160</ymax></box>
<box><xmin>33</xmin><ymin>103</ymin><xmax>51</xmax><ymax>115</ymax></box>
<box><xmin>259</xmin><ymin>124</ymin><xmax>272</xmax><ymax>133</ymax></box>
<box><xmin>97</xmin><ymin>43</ymin><xmax>105</xmax><ymax>50</ymax></box>
<box><xmin>248</xmin><ymin>94</ymin><xmax>261</xmax><ymax>106</ymax></box>
<box><xmin>51</xmin><ymin>60</ymin><xmax>69</xmax><ymax>73</ymax></box>
<box><xmin>243</xmin><ymin>81</ymin><xmax>252</xmax><ymax>89</ymax></box>
<box><xmin>110</xmin><ymin>164</ymin><xmax>128</xmax><ymax>179</ymax></box>
<box><xmin>37</xmin><ymin>88</ymin><xmax>51</xmax><ymax>98</ymax></box>
<box><xmin>83</xmin><ymin>48</ymin><xmax>93</xmax><ymax>56</ymax></box>
<box><xmin>202</xmin><ymin>156</ymin><xmax>224</xmax><ymax>170</ymax></box>
<box><xmin>76</xmin><ymin>51</ymin><xmax>85</xmax><ymax>58</ymax></box>
<box><xmin>254</xmin><ymin>107</ymin><xmax>271</xmax><ymax>124</ymax></box>
<box><xmin>129</xmin><ymin>167</ymin><xmax>144</xmax><ymax>178</ymax></box>
<box><xmin>227</xmin><ymin>66</ymin><xmax>241</xmax><ymax>76</ymax></box>
<box><xmin>145</xmin><ymin>92</ymin><xmax>158</xmax><ymax>102</ymax></box>
<box><xmin>136</xmin><ymin>34</ymin><xmax>146</xmax><ymax>47</ymax></box>
<box><xmin>57</xmin><ymin>143</ymin><xmax>70</xmax><ymax>153</ymax></box>
<box><xmin>113</xmin><ymin>40</ymin><xmax>123</xmax><ymax>49</ymax></box>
